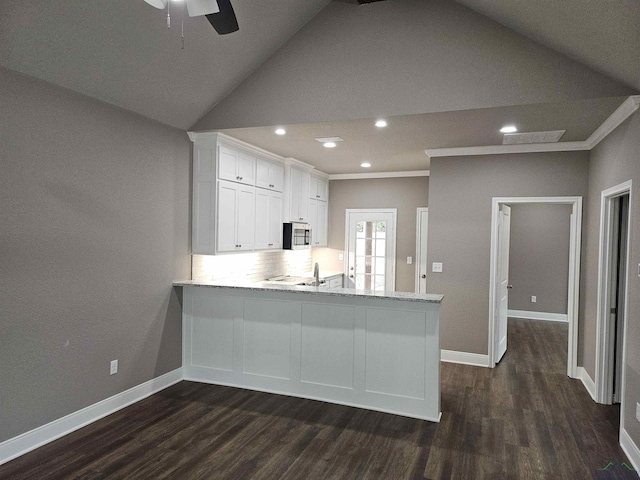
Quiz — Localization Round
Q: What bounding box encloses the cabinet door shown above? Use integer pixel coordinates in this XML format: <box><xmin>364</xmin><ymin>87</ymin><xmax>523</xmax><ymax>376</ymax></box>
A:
<box><xmin>308</xmin><ymin>198</ymin><xmax>318</xmax><ymax>245</ymax></box>
<box><xmin>309</xmin><ymin>175</ymin><xmax>318</xmax><ymax>200</ymax></box>
<box><xmin>289</xmin><ymin>167</ymin><xmax>302</xmax><ymax>221</ymax></box>
<box><xmin>217</xmin><ymin>181</ymin><xmax>238</xmax><ymax>252</ymax></box>
<box><xmin>270</xmin><ymin>163</ymin><xmax>284</xmax><ymax>192</ymax></box>
<box><xmin>218</xmin><ymin>146</ymin><xmax>239</xmax><ymax>183</ymax></box>
<box><xmin>237</xmin><ymin>152</ymin><xmax>256</xmax><ymax>185</ymax></box>
<box><xmin>316</xmin><ymin>200</ymin><xmax>328</xmax><ymax>247</ymax></box>
<box><xmin>317</xmin><ymin>177</ymin><xmax>328</xmax><ymax>202</ymax></box>
<box><xmin>268</xmin><ymin>192</ymin><xmax>283</xmax><ymax>249</ymax></box>
<box><xmin>298</xmin><ymin>170</ymin><xmax>310</xmax><ymax>221</ymax></box>
<box><xmin>256</xmin><ymin>160</ymin><xmax>271</xmax><ymax>190</ymax></box>
<box><xmin>256</xmin><ymin>159</ymin><xmax>284</xmax><ymax>192</ymax></box>
<box><xmin>254</xmin><ymin>189</ymin><xmax>271</xmax><ymax>250</ymax></box>
<box><xmin>236</xmin><ymin>185</ymin><xmax>255</xmax><ymax>250</ymax></box>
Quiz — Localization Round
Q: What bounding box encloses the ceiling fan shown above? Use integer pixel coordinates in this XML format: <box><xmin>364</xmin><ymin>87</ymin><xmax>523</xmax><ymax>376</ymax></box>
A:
<box><xmin>144</xmin><ymin>0</ymin><xmax>239</xmax><ymax>35</ymax></box>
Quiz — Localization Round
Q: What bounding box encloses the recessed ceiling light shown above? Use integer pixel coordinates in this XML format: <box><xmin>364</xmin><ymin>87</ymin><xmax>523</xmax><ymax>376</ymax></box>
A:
<box><xmin>275</xmin><ymin>128</ymin><xmax>286</xmax><ymax>135</ymax></box>
<box><xmin>323</xmin><ymin>142</ymin><xmax>337</xmax><ymax>148</ymax></box>
<box><xmin>500</xmin><ymin>125</ymin><xmax>518</xmax><ymax>134</ymax></box>
<box><xmin>360</xmin><ymin>162</ymin><xmax>371</xmax><ymax>168</ymax></box>
<box><xmin>375</xmin><ymin>120</ymin><xmax>387</xmax><ymax>128</ymax></box>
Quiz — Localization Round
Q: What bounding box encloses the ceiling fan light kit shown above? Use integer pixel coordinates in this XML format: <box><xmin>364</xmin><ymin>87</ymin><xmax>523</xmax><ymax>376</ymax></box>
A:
<box><xmin>186</xmin><ymin>0</ymin><xmax>220</xmax><ymax>17</ymax></box>
<box><xmin>143</xmin><ymin>0</ymin><xmax>238</xmax><ymax>36</ymax></box>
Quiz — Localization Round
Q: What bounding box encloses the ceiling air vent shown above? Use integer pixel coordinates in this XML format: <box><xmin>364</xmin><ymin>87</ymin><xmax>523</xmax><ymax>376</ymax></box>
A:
<box><xmin>503</xmin><ymin>130</ymin><xmax>566</xmax><ymax>145</ymax></box>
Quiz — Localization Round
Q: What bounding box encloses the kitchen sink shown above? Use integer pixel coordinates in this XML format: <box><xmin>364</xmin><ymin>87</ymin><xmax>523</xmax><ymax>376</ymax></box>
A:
<box><xmin>264</xmin><ymin>275</ymin><xmax>326</xmax><ymax>287</ymax></box>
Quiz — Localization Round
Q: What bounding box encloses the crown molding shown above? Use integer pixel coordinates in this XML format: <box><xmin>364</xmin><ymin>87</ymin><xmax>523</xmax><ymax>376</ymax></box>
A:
<box><xmin>284</xmin><ymin>157</ymin><xmax>317</xmax><ymax>171</ymax></box>
<box><xmin>585</xmin><ymin>95</ymin><xmax>640</xmax><ymax>149</ymax></box>
<box><xmin>425</xmin><ymin>142</ymin><xmax>588</xmax><ymax>158</ymax></box>
<box><xmin>426</xmin><ymin>95</ymin><xmax>640</xmax><ymax>159</ymax></box>
<box><xmin>329</xmin><ymin>170</ymin><xmax>430</xmax><ymax>180</ymax></box>
<box><xmin>187</xmin><ymin>131</ymin><xmax>286</xmax><ymax>164</ymax></box>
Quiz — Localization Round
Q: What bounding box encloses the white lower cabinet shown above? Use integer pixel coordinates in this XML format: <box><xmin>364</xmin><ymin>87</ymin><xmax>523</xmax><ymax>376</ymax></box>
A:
<box><xmin>309</xmin><ymin>198</ymin><xmax>328</xmax><ymax>247</ymax></box>
<box><xmin>182</xmin><ymin>286</ymin><xmax>442</xmax><ymax>422</ymax></box>
<box><xmin>216</xmin><ymin>180</ymin><xmax>255</xmax><ymax>252</ymax></box>
<box><xmin>255</xmin><ymin>189</ymin><xmax>283</xmax><ymax>250</ymax></box>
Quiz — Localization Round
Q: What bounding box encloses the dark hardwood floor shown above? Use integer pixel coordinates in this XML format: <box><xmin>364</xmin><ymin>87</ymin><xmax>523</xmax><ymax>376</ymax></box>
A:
<box><xmin>2</xmin><ymin>318</ymin><xmax>637</xmax><ymax>479</ymax></box>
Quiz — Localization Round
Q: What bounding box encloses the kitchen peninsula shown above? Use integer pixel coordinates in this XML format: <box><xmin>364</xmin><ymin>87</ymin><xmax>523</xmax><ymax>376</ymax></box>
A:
<box><xmin>174</xmin><ymin>281</ymin><xmax>443</xmax><ymax>422</ymax></box>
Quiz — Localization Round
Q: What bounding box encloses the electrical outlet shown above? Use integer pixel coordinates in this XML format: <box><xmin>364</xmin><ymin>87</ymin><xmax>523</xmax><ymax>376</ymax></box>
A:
<box><xmin>110</xmin><ymin>359</ymin><xmax>118</xmax><ymax>376</ymax></box>
<box><xmin>531</xmin><ymin>296</ymin><xmax>537</xmax><ymax>303</ymax></box>
<box><xmin>432</xmin><ymin>262</ymin><xmax>443</xmax><ymax>273</ymax></box>
<box><xmin>338</xmin><ymin>253</ymin><xmax>344</xmax><ymax>261</ymax></box>
<box><xmin>636</xmin><ymin>402</ymin><xmax>640</xmax><ymax>422</ymax></box>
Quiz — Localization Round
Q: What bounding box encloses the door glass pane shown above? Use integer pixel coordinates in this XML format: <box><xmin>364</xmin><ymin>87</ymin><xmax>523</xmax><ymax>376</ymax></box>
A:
<box><xmin>352</xmin><ymin>219</ymin><xmax>388</xmax><ymax>291</ymax></box>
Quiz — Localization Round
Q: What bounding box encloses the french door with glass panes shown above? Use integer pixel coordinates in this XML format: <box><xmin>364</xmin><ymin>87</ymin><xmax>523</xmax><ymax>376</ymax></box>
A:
<box><xmin>345</xmin><ymin>209</ymin><xmax>397</xmax><ymax>292</ymax></box>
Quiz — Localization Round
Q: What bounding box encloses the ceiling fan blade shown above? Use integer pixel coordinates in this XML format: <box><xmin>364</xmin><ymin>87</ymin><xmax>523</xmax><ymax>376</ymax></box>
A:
<box><xmin>143</xmin><ymin>0</ymin><xmax>168</xmax><ymax>9</ymax></box>
<box><xmin>187</xmin><ymin>0</ymin><xmax>220</xmax><ymax>17</ymax></box>
<box><xmin>205</xmin><ymin>0</ymin><xmax>239</xmax><ymax>35</ymax></box>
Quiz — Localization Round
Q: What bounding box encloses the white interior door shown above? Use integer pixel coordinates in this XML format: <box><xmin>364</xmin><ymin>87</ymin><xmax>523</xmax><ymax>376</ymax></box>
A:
<box><xmin>495</xmin><ymin>204</ymin><xmax>511</xmax><ymax>363</ymax></box>
<box><xmin>415</xmin><ymin>208</ymin><xmax>428</xmax><ymax>294</ymax></box>
<box><xmin>345</xmin><ymin>209</ymin><xmax>397</xmax><ymax>292</ymax></box>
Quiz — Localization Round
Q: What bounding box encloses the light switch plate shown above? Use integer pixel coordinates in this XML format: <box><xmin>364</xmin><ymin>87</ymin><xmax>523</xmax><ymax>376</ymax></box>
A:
<box><xmin>636</xmin><ymin>402</ymin><xmax>640</xmax><ymax>422</ymax></box>
<box><xmin>407</xmin><ymin>256</ymin><xmax>413</xmax><ymax>265</ymax></box>
<box><xmin>338</xmin><ymin>253</ymin><xmax>344</xmax><ymax>261</ymax></box>
<box><xmin>531</xmin><ymin>296</ymin><xmax>537</xmax><ymax>303</ymax></box>
<box><xmin>432</xmin><ymin>262</ymin><xmax>443</xmax><ymax>273</ymax></box>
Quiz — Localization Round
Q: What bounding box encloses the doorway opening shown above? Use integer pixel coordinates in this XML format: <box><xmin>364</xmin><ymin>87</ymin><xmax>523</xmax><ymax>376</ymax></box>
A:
<box><xmin>344</xmin><ymin>209</ymin><xmax>397</xmax><ymax>292</ymax></box>
<box><xmin>596</xmin><ymin>181</ymin><xmax>632</xmax><ymax>408</ymax></box>
<box><xmin>488</xmin><ymin>197</ymin><xmax>583</xmax><ymax>378</ymax></box>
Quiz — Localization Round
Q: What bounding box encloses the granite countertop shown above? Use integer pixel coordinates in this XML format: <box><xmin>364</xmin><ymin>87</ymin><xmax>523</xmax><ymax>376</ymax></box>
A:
<box><xmin>172</xmin><ymin>279</ymin><xmax>444</xmax><ymax>304</ymax></box>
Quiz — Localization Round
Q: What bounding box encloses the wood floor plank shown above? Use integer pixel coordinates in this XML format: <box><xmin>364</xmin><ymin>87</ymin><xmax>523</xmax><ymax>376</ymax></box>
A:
<box><xmin>1</xmin><ymin>318</ymin><xmax>637</xmax><ymax>479</ymax></box>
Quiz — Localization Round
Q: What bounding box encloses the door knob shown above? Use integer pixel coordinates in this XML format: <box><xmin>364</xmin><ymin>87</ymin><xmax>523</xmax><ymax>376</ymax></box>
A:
<box><xmin>421</xmin><ymin>274</ymin><xmax>426</xmax><ymax>279</ymax></box>
<box><xmin>507</xmin><ymin>285</ymin><xmax>513</xmax><ymax>289</ymax></box>
<box><xmin>349</xmin><ymin>274</ymin><xmax>354</xmax><ymax>278</ymax></box>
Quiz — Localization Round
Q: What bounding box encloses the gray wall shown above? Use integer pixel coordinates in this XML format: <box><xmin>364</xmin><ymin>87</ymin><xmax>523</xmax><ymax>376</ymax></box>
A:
<box><xmin>0</xmin><ymin>67</ymin><xmax>191</xmax><ymax>442</ymax></box>
<box><xmin>583</xmin><ymin>112</ymin><xmax>640</xmax><ymax>445</ymax></box>
<box><xmin>508</xmin><ymin>204</ymin><xmax>572</xmax><ymax>314</ymax></box>
<box><xmin>327</xmin><ymin>177</ymin><xmax>429</xmax><ymax>293</ymax></box>
<box><xmin>427</xmin><ymin>152</ymin><xmax>589</xmax><ymax>355</ymax></box>
<box><xmin>192</xmin><ymin>0</ymin><xmax>631</xmax><ymax>130</ymax></box>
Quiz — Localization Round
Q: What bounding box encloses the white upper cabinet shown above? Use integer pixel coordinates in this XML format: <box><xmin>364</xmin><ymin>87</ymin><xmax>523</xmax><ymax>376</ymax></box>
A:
<box><xmin>256</xmin><ymin>158</ymin><xmax>284</xmax><ymax>192</ymax></box>
<box><xmin>255</xmin><ymin>189</ymin><xmax>283</xmax><ymax>250</ymax></box>
<box><xmin>191</xmin><ymin>133</ymin><xmax>328</xmax><ymax>255</ymax></box>
<box><xmin>309</xmin><ymin>175</ymin><xmax>328</xmax><ymax>202</ymax></box>
<box><xmin>309</xmin><ymin>198</ymin><xmax>328</xmax><ymax>247</ymax></box>
<box><xmin>288</xmin><ymin>166</ymin><xmax>310</xmax><ymax>222</ymax></box>
<box><xmin>216</xmin><ymin>180</ymin><xmax>255</xmax><ymax>253</ymax></box>
<box><xmin>218</xmin><ymin>145</ymin><xmax>255</xmax><ymax>186</ymax></box>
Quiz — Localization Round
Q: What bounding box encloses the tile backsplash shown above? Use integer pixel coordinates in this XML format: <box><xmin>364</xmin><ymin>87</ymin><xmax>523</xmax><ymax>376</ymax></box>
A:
<box><xmin>192</xmin><ymin>250</ymin><xmax>313</xmax><ymax>283</ymax></box>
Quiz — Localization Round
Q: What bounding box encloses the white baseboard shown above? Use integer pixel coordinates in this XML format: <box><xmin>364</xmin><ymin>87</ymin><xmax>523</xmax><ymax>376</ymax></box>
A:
<box><xmin>577</xmin><ymin>366</ymin><xmax>597</xmax><ymax>402</ymax></box>
<box><xmin>0</xmin><ymin>368</ymin><xmax>183</xmax><ymax>467</ymax></box>
<box><xmin>620</xmin><ymin>428</ymin><xmax>640</xmax><ymax>473</ymax></box>
<box><xmin>441</xmin><ymin>349</ymin><xmax>490</xmax><ymax>368</ymax></box>
<box><xmin>508</xmin><ymin>309</ymin><xmax>568</xmax><ymax>322</ymax></box>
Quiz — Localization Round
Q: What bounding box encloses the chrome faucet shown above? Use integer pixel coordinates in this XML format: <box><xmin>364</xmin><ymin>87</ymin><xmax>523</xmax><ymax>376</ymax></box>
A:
<box><xmin>313</xmin><ymin>262</ymin><xmax>320</xmax><ymax>286</ymax></box>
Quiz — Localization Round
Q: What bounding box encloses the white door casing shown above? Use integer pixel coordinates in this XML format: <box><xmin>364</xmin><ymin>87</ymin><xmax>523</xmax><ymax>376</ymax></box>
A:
<box><xmin>495</xmin><ymin>204</ymin><xmax>511</xmax><ymax>363</ymax></box>
<box><xmin>344</xmin><ymin>209</ymin><xmax>397</xmax><ymax>292</ymax></box>
<box><xmin>488</xmin><ymin>196</ymin><xmax>582</xmax><ymax>378</ymax></box>
<box><xmin>596</xmin><ymin>181</ymin><xmax>632</xmax><ymax>408</ymax></box>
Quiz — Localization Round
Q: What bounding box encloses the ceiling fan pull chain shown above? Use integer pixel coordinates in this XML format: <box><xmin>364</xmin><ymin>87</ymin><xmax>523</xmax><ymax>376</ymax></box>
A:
<box><xmin>181</xmin><ymin>1</ymin><xmax>185</xmax><ymax>49</ymax></box>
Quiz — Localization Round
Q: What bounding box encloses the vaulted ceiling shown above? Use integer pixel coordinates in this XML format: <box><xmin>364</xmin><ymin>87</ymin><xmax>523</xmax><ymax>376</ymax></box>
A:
<box><xmin>1</xmin><ymin>0</ymin><xmax>638</xmax><ymax>173</ymax></box>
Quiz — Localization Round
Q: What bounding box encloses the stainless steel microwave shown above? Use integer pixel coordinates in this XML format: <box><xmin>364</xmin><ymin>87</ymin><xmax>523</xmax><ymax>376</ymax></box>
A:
<box><xmin>283</xmin><ymin>223</ymin><xmax>312</xmax><ymax>250</ymax></box>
